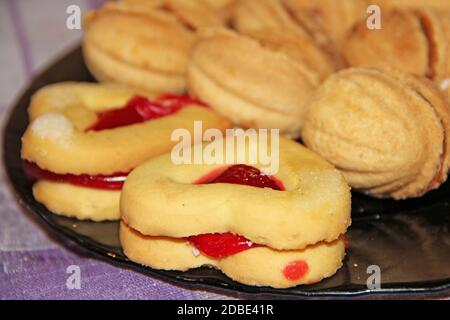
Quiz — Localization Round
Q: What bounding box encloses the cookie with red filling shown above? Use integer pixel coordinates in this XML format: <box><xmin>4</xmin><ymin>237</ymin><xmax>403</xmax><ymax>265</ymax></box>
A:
<box><xmin>21</xmin><ymin>82</ymin><xmax>231</xmax><ymax>221</ymax></box>
<box><xmin>120</xmin><ymin>135</ymin><xmax>351</xmax><ymax>288</ymax></box>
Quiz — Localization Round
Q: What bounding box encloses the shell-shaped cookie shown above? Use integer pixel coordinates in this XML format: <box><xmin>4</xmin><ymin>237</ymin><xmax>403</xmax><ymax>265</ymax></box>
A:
<box><xmin>21</xmin><ymin>82</ymin><xmax>231</xmax><ymax>175</ymax></box>
<box><xmin>120</xmin><ymin>222</ymin><xmax>346</xmax><ymax>288</ymax></box>
<box><xmin>282</xmin><ymin>0</ymin><xmax>368</xmax><ymax>46</ymax></box>
<box><xmin>155</xmin><ymin>0</ymin><xmax>227</xmax><ymax>29</ymax></box>
<box><xmin>121</xmin><ymin>136</ymin><xmax>351</xmax><ymax>250</ymax></box>
<box><xmin>342</xmin><ymin>9</ymin><xmax>449</xmax><ymax>81</ymax></box>
<box><xmin>232</xmin><ymin>0</ymin><xmax>335</xmax><ymax>55</ymax></box>
<box><xmin>246</xmin><ymin>29</ymin><xmax>336</xmax><ymax>81</ymax></box>
<box><xmin>83</xmin><ymin>1</ymin><xmax>196</xmax><ymax>93</ymax></box>
<box><xmin>301</xmin><ymin>67</ymin><xmax>450</xmax><ymax>200</ymax></box>
<box><xmin>187</xmin><ymin>29</ymin><xmax>321</xmax><ymax>137</ymax></box>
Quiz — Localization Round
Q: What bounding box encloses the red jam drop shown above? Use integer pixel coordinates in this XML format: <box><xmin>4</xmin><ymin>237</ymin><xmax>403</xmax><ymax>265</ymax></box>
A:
<box><xmin>23</xmin><ymin>161</ymin><xmax>127</xmax><ymax>190</ymax></box>
<box><xmin>188</xmin><ymin>165</ymin><xmax>284</xmax><ymax>259</ymax></box>
<box><xmin>282</xmin><ymin>260</ymin><xmax>309</xmax><ymax>281</ymax></box>
<box><xmin>208</xmin><ymin>164</ymin><xmax>284</xmax><ymax>190</ymax></box>
<box><xmin>86</xmin><ymin>95</ymin><xmax>206</xmax><ymax>131</ymax></box>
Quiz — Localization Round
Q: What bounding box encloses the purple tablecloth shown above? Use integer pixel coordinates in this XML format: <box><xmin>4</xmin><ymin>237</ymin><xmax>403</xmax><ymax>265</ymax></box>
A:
<box><xmin>0</xmin><ymin>0</ymin><xmax>232</xmax><ymax>300</ymax></box>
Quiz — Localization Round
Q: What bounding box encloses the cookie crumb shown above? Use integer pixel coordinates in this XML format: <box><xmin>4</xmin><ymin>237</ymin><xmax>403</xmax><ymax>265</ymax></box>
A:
<box><xmin>192</xmin><ymin>247</ymin><xmax>200</xmax><ymax>257</ymax></box>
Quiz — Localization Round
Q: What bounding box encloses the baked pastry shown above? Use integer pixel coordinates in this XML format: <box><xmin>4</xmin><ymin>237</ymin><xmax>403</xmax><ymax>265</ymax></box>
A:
<box><xmin>372</xmin><ymin>0</ymin><xmax>450</xmax><ymax>11</ymax></box>
<box><xmin>281</xmin><ymin>0</ymin><xmax>368</xmax><ymax>47</ymax></box>
<box><xmin>233</xmin><ymin>0</ymin><xmax>313</xmax><ymax>38</ymax></box>
<box><xmin>342</xmin><ymin>9</ymin><xmax>449</xmax><ymax>82</ymax></box>
<box><xmin>83</xmin><ymin>0</ymin><xmax>226</xmax><ymax>93</ymax></box>
<box><xmin>439</xmin><ymin>11</ymin><xmax>450</xmax><ymax>102</ymax></box>
<box><xmin>231</xmin><ymin>0</ymin><xmax>338</xmax><ymax>80</ymax></box>
<box><xmin>301</xmin><ymin>67</ymin><xmax>450</xmax><ymax>200</ymax></box>
<box><xmin>21</xmin><ymin>82</ymin><xmax>231</xmax><ymax>220</ymax></box>
<box><xmin>123</xmin><ymin>0</ymin><xmax>235</xmax><ymax>25</ymax></box>
<box><xmin>120</xmin><ymin>135</ymin><xmax>351</xmax><ymax>288</ymax></box>
<box><xmin>187</xmin><ymin>28</ymin><xmax>321</xmax><ymax>138</ymax></box>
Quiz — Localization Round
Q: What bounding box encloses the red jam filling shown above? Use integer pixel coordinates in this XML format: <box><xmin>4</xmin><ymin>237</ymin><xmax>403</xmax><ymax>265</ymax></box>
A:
<box><xmin>86</xmin><ymin>94</ymin><xmax>206</xmax><ymax>131</ymax></box>
<box><xmin>23</xmin><ymin>161</ymin><xmax>127</xmax><ymax>190</ymax></box>
<box><xmin>187</xmin><ymin>165</ymin><xmax>285</xmax><ymax>259</ymax></box>
<box><xmin>282</xmin><ymin>260</ymin><xmax>309</xmax><ymax>281</ymax></box>
<box><xmin>343</xmin><ymin>235</ymin><xmax>350</xmax><ymax>249</ymax></box>
<box><xmin>25</xmin><ymin>95</ymin><xmax>205</xmax><ymax>189</ymax></box>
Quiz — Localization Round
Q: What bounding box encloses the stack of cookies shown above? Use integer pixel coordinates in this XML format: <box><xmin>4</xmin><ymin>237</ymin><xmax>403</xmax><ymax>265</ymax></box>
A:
<box><xmin>19</xmin><ymin>0</ymin><xmax>450</xmax><ymax>288</ymax></box>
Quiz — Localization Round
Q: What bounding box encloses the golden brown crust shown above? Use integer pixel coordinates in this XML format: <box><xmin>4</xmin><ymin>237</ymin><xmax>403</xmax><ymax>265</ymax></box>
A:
<box><xmin>342</xmin><ymin>9</ymin><xmax>449</xmax><ymax>82</ymax></box>
<box><xmin>232</xmin><ymin>0</ymin><xmax>311</xmax><ymax>39</ymax></box>
<box><xmin>83</xmin><ymin>2</ymin><xmax>195</xmax><ymax>93</ymax></box>
<box><xmin>245</xmin><ymin>29</ymin><xmax>336</xmax><ymax>81</ymax></box>
<box><xmin>232</xmin><ymin>0</ymin><xmax>339</xmax><ymax>76</ymax></box>
<box><xmin>154</xmin><ymin>0</ymin><xmax>227</xmax><ymax>30</ymax></box>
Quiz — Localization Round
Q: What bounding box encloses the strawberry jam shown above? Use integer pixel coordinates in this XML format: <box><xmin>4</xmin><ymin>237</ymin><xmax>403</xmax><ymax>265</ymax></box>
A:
<box><xmin>187</xmin><ymin>165</ymin><xmax>285</xmax><ymax>259</ymax></box>
<box><xmin>25</xmin><ymin>95</ymin><xmax>205</xmax><ymax>189</ymax></box>
<box><xmin>23</xmin><ymin>161</ymin><xmax>127</xmax><ymax>190</ymax></box>
<box><xmin>86</xmin><ymin>94</ymin><xmax>206</xmax><ymax>131</ymax></box>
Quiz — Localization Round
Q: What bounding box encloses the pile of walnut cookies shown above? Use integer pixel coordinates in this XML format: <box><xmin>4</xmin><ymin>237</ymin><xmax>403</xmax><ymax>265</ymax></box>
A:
<box><xmin>83</xmin><ymin>0</ymin><xmax>450</xmax><ymax>200</ymax></box>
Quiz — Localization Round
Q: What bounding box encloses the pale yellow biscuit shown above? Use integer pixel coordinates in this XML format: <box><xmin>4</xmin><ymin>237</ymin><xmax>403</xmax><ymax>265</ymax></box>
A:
<box><xmin>231</xmin><ymin>0</ymin><xmax>337</xmax><ymax>81</ymax></box>
<box><xmin>121</xmin><ymin>136</ymin><xmax>351</xmax><ymax>250</ymax></box>
<box><xmin>27</xmin><ymin>82</ymin><xmax>156</xmax><ymax>129</ymax></box>
<box><xmin>21</xmin><ymin>82</ymin><xmax>231</xmax><ymax>221</ymax></box>
<box><xmin>372</xmin><ymin>0</ymin><xmax>450</xmax><ymax>11</ymax></box>
<box><xmin>120</xmin><ymin>222</ymin><xmax>346</xmax><ymax>288</ymax></box>
<box><xmin>34</xmin><ymin>181</ymin><xmax>120</xmax><ymax>221</ymax></box>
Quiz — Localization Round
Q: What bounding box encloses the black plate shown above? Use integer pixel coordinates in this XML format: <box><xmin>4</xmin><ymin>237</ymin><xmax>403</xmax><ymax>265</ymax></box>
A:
<box><xmin>3</xmin><ymin>47</ymin><xmax>450</xmax><ymax>298</ymax></box>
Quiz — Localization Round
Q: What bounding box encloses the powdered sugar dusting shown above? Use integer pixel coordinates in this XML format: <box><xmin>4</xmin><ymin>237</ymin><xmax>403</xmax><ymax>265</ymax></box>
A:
<box><xmin>31</xmin><ymin>113</ymin><xmax>73</xmax><ymax>144</ymax></box>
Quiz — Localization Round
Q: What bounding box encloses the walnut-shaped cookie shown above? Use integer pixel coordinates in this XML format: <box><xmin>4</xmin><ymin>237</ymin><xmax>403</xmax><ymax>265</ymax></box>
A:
<box><xmin>83</xmin><ymin>0</ymin><xmax>227</xmax><ymax>93</ymax></box>
<box><xmin>301</xmin><ymin>67</ymin><xmax>450</xmax><ymax>200</ymax></box>
<box><xmin>281</xmin><ymin>0</ymin><xmax>368</xmax><ymax>47</ymax></box>
<box><xmin>342</xmin><ymin>9</ymin><xmax>449</xmax><ymax>82</ymax></box>
<box><xmin>83</xmin><ymin>1</ymin><xmax>194</xmax><ymax>93</ymax></box>
<box><xmin>187</xmin><ymin>29</ymin><xmax>322</xmax><ymax>137</ymax></box>
<box><xmin>231</xmin><ymin>0</ymin><xmax>338</xmax><ymax>78</ymax></box>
